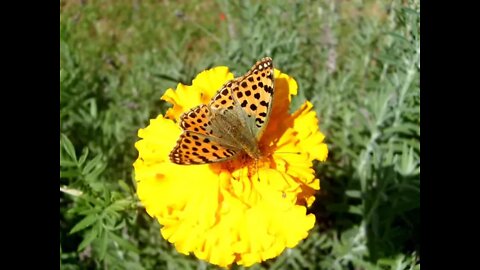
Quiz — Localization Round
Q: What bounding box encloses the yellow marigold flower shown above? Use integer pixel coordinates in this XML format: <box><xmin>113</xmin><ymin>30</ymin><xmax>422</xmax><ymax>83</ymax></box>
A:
<box><xmin>133</xmin><ymin>63</ymin><xmax>328</xmax><ymax>267</ymax></box>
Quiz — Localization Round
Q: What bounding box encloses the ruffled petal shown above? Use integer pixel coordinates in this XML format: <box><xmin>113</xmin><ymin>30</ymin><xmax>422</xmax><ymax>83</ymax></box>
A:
<box><xmin>161</xmin><ymin>67</ymin><xmax>234</xmax><ymax>120</ymax></box>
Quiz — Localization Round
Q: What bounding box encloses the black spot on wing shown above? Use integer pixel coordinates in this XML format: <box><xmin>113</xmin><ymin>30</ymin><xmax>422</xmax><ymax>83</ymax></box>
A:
<box><xmin>264</xmin><ymin>85</ymin><xmax>273</xmax><ymax>94</ymax></box>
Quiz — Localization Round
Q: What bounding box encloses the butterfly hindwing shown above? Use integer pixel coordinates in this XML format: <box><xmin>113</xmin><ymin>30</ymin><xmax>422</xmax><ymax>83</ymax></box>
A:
<box><xmin>169</xmin><ymin>131</ymin><xmax>238</xmax><ymax>164</ymax></box>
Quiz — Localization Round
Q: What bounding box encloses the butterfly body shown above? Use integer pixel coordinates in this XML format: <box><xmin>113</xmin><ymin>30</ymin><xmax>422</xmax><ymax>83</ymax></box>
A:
<box><xmin>209</xmin><ymin>103</ymin><xmax>262</xmax><ymax>160</ymax></box>
<box><xmin>169</xmin><ymin>57</ymin><xmax>274</xmax><ymax>165</ymax></box>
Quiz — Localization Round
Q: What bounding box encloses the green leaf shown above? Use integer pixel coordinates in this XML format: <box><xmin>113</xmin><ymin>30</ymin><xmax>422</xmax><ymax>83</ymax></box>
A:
<box><xmin>78</xmin><ymin>148</ymin><xmax>89</xmax><ymax>167</ymax></box>
<box><xmin>82</xmin><ymin>154</ymin><xmax>102</xmax><ymax>176</ymax></box>
<box><xmin>60</xmin><ymin>68</ymin><xmax>67</xmax><ymax>83</ymax></box>
<box><xmin>345</xmin><ymin>190</ymin><xmax>362</xmax><ymax>198</ymax></box>
<box><xmin>87</xmin><ymin>160</ymin><xmax>107</xmax><ymax>181</ymax></box>
<box><xmin>60</xmin><ymin>159</ymin><xmax>77</xmax><ymax>168</ymax></box>
<box><xmin>60</xmin><ymin>170</ymin><xmax>80</xmax><ymax>179</ymax></box>
<box><xmin>77</xmin><ymin>227</ymin><xmax>98</xmax><ymax>251</ymax></box>
<box><xmin>60</xmin><ymin>134</ymin><xmax>77</xmax><ymax>162</ymax></box>
<box><xmin>397</xmin><ymin>143</ymin><xmax>419</xmax><ymax>176</ymax></box>
<box><xmin>118</xmin><ymin>179</ymin><xmax>131</xmax><ymax>193</ymax></box>
<box><xmin>88</xmin><ymin>98</ymin><xmax>97</xmax><ymax>119</ymax></box>
<box><xmin>70</xmin><ymin>214</ymin><xmax>98</xmax><ymax>234</ymax></box>
<box><xmin>384</xmin><ymin>123</ymin><xmax>419</xmax><ymax>137</ymax></box>
<box><xmin>348</xmin><ymin>205</ymin><xmax>363</xmax><ymax>215</ymax></box>
<box><xmin>109</xmin><ymin>231</ymin><xmax>139</xmax><ymax>253</ymax></box>
<box><xmin>401</xmin><ymin>7</ymin><xmax>420</xmax><ymax>16</ymax></box>
<box><xmin>108</xmin><ymin>199</ymin><xmax>132</xmax><ymax>212</ymax></box>
<box><xmin>383</xmin><ymin>31</ymin><xmax>410</xmax><ymax>44</ymax></box>
<box><xmin>78</xmin><ymin>206</ymin><xmax>102</xmax><ymax>216</ymax></box>
<box><xmin>98</xmin><ymin>230</ymin><xmax>109</xmax><ymax>260</ymax></box>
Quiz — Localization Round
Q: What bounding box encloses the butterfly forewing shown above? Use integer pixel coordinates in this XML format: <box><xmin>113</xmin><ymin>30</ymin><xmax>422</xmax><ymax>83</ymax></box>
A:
<box><xmin>179</xmin><ymin>105</ymin><xmax>214</xmax><ymax>136</ymax></box>
<box><xmin>208</xmin><ymin>81</ymin><xmax>235</xmax><ymax>112</ymax></box>
<box><xmin>231</xmin><ymin>57</ymin><xmax>274</xmax><ymax>138</ymax></box>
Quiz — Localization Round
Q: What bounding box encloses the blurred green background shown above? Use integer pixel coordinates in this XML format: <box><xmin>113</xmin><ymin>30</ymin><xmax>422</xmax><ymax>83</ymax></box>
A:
<box><xmin>60</xmin><ymin>0</ymin><xmax>420</xmax><ymax>269</ymax></box>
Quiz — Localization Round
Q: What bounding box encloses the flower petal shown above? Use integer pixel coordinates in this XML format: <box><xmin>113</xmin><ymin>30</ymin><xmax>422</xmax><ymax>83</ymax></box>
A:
<box><xmin>134</xmin><ymin>64</ymin><xmax>327</xmax><ymax>267</ymax></box>
<box><xmin>161</xmin><ymin>66</ymin><xmax>234</xmax><ymax>120</ymax></box>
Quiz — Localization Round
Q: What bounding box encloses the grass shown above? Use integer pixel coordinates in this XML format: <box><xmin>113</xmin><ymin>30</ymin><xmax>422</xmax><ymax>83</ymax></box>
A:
<box><xmin>60</xmin><ymin>0</ymin><xmax>420</xmax><ymax>269</ymax></box>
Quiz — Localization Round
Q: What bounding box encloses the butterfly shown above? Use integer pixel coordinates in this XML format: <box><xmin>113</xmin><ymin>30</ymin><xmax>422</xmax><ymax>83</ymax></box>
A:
<box><xmin>169</xmin><ymin>57</ymin><xmax>275</xmax><ymax>165</ymax></box>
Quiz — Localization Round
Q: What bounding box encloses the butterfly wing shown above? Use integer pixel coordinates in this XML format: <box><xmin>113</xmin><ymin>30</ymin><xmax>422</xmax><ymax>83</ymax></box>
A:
<box><xmin>230</xmin><ymin>57</ymin><xmax>274</xmax><ymax>139</ymax></box>
<box><xmin>171</xmin><ymin>100</ymin><xmax>240</xmax><ymax>164</ymax></box>
<box><xmin>208</xmin><ymin>81</ymin><xmax>235</xmax><ymax>112</ymax></box>
<box><xmin>179</xmin><ymin>105</ymin><xmax>215</xmax><ymax>136</ymax></box>
<box><xmin>169</xmin><ymin>131</ymin><xmax>239</xmax><ymax>164</ymax></box>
